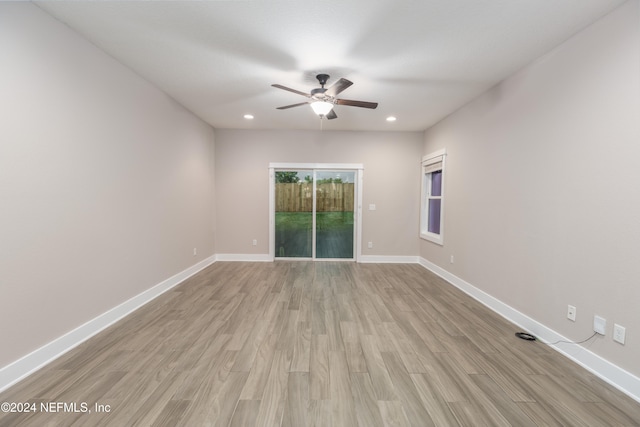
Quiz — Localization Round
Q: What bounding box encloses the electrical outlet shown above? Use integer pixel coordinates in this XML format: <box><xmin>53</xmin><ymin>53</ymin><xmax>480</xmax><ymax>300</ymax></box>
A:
<box><xmin>367</xmin><ymin>241</ymin><xmax>373</xmax><ymax>249</ymax></box>
<box><xmin>193</xmin><ymin>248</ymin><xmax>197</xmax><ymax>256</ymax></box>
<box><xmin>450</xmin><ymin>255</ymin><xmax>454</xmax><ymax>264</ymax></box>
<box><xmin>252</xmin><ymin>239</ymin><xmax>257</xmax><ymax>246</ymax></box>
<box><xmin>369</xmin><ymin>204</ymin><xmax>376</xmax><ymax>211</ymax></box>
<box><xmin>593</xmin><ymin>315</ymin><xmax>606</xmax><ymax>335</ymax></box>
<box><xmin>567</xmin><ymin>305</ymin><xmax>576</xmax><ymax>322</ymax></box>
<box><xmin>613</xmin><ymin>324</ymin><xmax>626</xmax><ymax>345</ymax></box>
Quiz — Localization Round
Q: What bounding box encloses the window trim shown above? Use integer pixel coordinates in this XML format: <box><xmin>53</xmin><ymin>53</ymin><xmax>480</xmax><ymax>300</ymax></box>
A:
<box><xmin>420</xmin><ymin>149</ymin><xmax>446</xmax><ymax>245</ymax></box>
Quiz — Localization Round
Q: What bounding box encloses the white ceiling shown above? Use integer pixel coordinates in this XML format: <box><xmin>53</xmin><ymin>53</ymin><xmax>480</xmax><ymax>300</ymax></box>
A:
<box><xmin>37</xmin><ymin>0</ymin><xmax>626</xmax><ymax>132</ymax></box>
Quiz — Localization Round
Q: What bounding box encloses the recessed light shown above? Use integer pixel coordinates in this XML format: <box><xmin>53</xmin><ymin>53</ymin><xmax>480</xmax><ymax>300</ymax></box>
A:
<box><xmin>386</xmin><ymin>116</ymin><xmax>397</xmax><ymax>122</ymax></box>
<box><xmin>244</xmin><ymin>114</ymin><xmax>254</xmax><ymax>120</ymax></box>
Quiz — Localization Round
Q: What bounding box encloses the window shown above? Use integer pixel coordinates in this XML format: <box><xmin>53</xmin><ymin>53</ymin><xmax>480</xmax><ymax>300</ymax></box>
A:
<box><xmin>420</xmin><ymin>149</ymin><xmax>446</xmax><ymax>245</ymax></box>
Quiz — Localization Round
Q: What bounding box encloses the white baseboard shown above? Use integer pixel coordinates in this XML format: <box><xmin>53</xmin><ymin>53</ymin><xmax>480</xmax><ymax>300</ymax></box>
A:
<box><xmin>418</xmin><ymin>256</ymin><xmax>640</xmax><ymax>404</ymax></box>
<box><xmin>215</xmin><ymin>254</ymin><xmax>419</xmax><ymax>264</ymax></box>
<box><xmin>0</xmin><ymin>255</ymin><xmax>217</xmax><ymax>393</ymax></box>
<box><xmin>359</xmin><ymin>255</ymin><xmax>420</xmax><ymax>264</ymax></box>
<box><xmin>215</xmin><ymin>253</ymin><xmax>272</xmax><ymax>262</ymax></box>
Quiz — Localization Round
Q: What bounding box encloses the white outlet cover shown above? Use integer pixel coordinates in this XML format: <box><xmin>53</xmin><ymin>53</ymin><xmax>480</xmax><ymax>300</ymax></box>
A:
<box><xmin>613</xmin><ymin>324</ymin><xmax>626</xmax><ymax>344</ymax></box>
<box><xmin>593</xmin><ymin>315</ymin><xmax>606</xmax><ymax>335</ymax></box>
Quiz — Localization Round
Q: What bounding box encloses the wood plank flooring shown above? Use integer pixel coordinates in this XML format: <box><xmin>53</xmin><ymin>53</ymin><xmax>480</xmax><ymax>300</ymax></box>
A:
<box><xmin>1</xmin><ymin>261</ymin><xmax>639</xmax><ymax>426</ymax></box>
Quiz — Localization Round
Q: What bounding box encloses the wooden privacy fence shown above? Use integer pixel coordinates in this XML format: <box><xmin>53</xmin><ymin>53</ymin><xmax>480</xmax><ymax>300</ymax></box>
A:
<box><xmin>276</xmin><ymin>183</ymin><xmax>354</xmax><ymax>212</ymax></box>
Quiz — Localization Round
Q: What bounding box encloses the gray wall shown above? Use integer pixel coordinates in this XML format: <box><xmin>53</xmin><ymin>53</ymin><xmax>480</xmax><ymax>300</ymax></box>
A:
<box><xmin>214</xmin><ymin>129</ymin><xmax>423</xmax><ymax>257</ymax></box>
<box><xmin>0</xmin><ymin>3</ymin><xmax>216</xmax><ymax>368</ymax></box>
<box><xmin>421</xmin><ymin>0</ymin><xmax>640</xmax><ymax>376</ymax></box>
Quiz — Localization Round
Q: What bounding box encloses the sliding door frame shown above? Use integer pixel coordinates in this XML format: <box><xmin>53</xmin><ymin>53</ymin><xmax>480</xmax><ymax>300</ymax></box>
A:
<box><xmin>269</xmin><ymin>162</ymin><xmax>363</xmax><ymax>262</ymax></box>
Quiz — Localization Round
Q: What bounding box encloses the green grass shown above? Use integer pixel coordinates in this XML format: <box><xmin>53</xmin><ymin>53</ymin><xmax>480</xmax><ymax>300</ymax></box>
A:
<box><xmin>275</xmin><ymin>211</ymin><xmax>353</xmax><ymax>231</ymax></box>
<box><xmin>275</xmin><ymin>211</ymin><xmax>354</xmax><ymax>258</ymax></box>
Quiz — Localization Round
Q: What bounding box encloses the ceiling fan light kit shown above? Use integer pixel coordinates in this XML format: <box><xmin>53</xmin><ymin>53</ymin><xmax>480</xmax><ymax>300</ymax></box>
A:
<box><xmin>310</xmin><ymin>101</ymin><xmax>334</xmax><ymax>117</ymax></box>
<box><xmin>272</xmin><ymin>74</ymin><xmax>378</xmax><ymax>120</ymax></box>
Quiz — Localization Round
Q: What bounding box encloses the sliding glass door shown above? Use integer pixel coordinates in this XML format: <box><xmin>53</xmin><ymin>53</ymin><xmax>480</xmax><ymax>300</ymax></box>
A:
<box><xmin>272</xmin><ymin>166</ymin><xmax>358</xmax><ymax>260</ymax></box>
<box><xmin>315</xmin><ymin>170</ymin><xmax>355</xmax><ymax>259</ymax></box>
<box><xmin>274</xmin><ymin>170</ymin><xmax>313</xmax><ymax>258</ymax></box>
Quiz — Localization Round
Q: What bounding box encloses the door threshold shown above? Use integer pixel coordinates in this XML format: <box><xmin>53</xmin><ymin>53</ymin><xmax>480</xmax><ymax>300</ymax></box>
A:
<box><xmin>275</xmin><ymin>258</ymin><xmax>355</xmax><ymax>262</ymax></box>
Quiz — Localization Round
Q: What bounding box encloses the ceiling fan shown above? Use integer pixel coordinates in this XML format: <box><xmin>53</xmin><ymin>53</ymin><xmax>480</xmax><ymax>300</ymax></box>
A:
<box><xmin>272</xmin><ymin>74</ymin><xmax>378</xmax><ymax>120</ymax></box>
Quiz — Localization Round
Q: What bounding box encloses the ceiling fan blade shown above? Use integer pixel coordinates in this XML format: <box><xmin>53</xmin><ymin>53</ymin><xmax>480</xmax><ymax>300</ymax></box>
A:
<box><xmin>325</xmin><ymin>78</ymin><xmax>353</xmax><ymax>97</ymax></box>
<box><xmin>326</xmin><ymin>109</ymin><xmax>338</xmax><ymax>120</ymax></box>
<box><xmin>335</xmin><ymin>99</ymin><xmax>378</xmax><ymax>109</ymax></box>
<box><xmin>277</xmin><ymin>102</ymin><xmax>309</xmax><ymax>110</ymax></box>
<box><xmin>271</xmin><ymin>84</ymin><xmax>310</xmax><ymax>98</ymax></box>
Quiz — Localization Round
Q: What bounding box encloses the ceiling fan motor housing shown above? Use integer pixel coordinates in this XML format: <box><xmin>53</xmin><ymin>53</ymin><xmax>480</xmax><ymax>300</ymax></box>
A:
<box><xmin>310</xmin><ymin>87</ymin><xmax>328</xmax><ymax>98</ymax></box>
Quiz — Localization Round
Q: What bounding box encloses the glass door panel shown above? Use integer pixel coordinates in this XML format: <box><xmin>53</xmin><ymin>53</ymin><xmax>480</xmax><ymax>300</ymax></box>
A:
<box><xmin>315</xmin><ymin>171</ymin><xmax>355</xmax><ymax>259</ymax></box>
<box><xmin>275</xmin><ymin>170</ymin><xmax>313</xmax><ymax>258</ymax></box>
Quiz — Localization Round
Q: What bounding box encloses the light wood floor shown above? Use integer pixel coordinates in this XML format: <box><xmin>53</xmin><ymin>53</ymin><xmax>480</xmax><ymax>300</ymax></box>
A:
<box><xmin>1</xmin><ymin>262</ymin><xmax>639</xmax><ymax>426</ymax></box>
